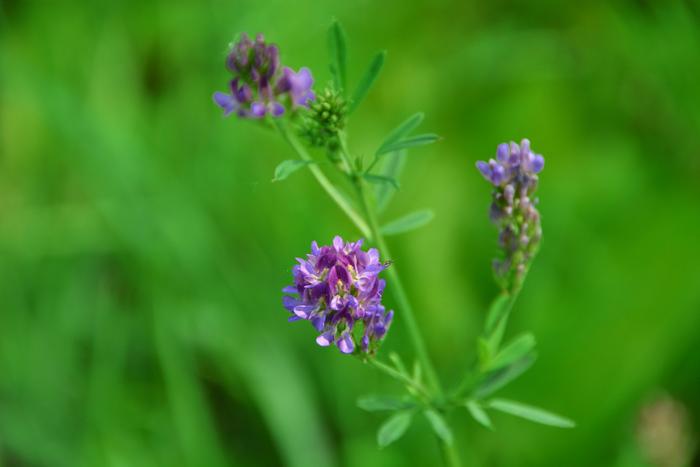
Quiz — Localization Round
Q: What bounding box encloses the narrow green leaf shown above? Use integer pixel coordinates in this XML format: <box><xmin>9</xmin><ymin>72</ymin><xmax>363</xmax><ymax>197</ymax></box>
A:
<box><xmin>475</xmin><ymin>353</ymin><xmax>537</xmax><ymax>399</ymax></box>
<box><xmin>412</xmin><ymin>360</ymin><xmax>422</xmax><ymax>385</ymax></box>
<box><xmin>487</xmin><ymin>333</ymin><xmax>536</xmax><ymax>371</ymax></box>
<box><xmin>272</xmin><ymin>160</ymin><xmax>314</xmax><ymax>182</ymax></box>
<box><xmin>476</xmin><ymin>337</ymin><xmax>491</xmax><ymax>368</ymax></box>
<box><xmin>349</xmin><ymin>50</ymin><xmax>386</xmax><ymax>113</ymax></box>
<box><xmin>423</xmin><ymin>410</ymin><xmax>453</xmax><ymax>445</ymax></box>
<box><xmin>376</xmin><ymin>113</ymin><xmax>425</xmax><ymax>156</ymax></box>
<box><xmin>377</xmin><ymin>411</ymin><xmax>413</xmax><ymax>447</ymax></box>
<box><xmin>388</xmin><ymin>352</ymin><xmax>408</xmax><ymax>375</ymax></box>
<box><xmin>484</xmin><ymin>293</ymin><xmax>511</xmax><ymax>335</ymax></box>
<box><xmin>488</xmin><ymin>399</ymin><xmax>576</xmax><ymax>428</ymax></box>
<box><xmin>376</xmin><ymin>134</ymin><xmax>439</xmax><ymax>156</ymax></box>
<box><xmin>327</xmin><ymin>20</ymin><xmax>347</xmax><ymax>93</ymax></box>
<box><xmin>465</xmin><ymin>400</ymin><xmax>494</xmax><ymax>430</ymax></box>
<box><xmin>380</xmin><ymin>210</ymin><xmax>434</xmax><ymax>236</ymax></box>
<box><xmin>363</xmin><ymin>173</ymin><xmax>399</xmax><ymax>189</ymax></box>
<box><xmin>375</xmin><ymin>150</ymin><xmax>406</xmax><ymax>213</ymax></box>
<box><xmin>357</xmin><ymin>395</ymin><xmax>414</xmax><ymax>412</ymax></box>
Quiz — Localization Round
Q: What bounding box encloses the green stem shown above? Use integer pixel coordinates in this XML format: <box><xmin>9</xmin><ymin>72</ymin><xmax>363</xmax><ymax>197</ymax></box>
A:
<box><xmin>440</xmin><ymin>442</ymin><xmax>462</xmax><ymax>467</ymax></box>
<box><xmin>354</xmin><ymin>178</ymin><xmax>442</xmax><ymax>397</ymax></box>
<box><xmin>368</xmin><ymin>359</ymin><xmax>430</xmax><ymax>401</ymax></box>
<box><xmin>453</xmin><ymin>276</ymin><xmax>528</xmax><ymax>400</ymax></box>
<box><xmin>274</xmin><ymin>120</ymin><xmax>371</xmax><ymax>238</ymax></box>
<box><xmin>280</xmin><ymin>125</ymin><xmax>459</xmax><ymax>466</ymax></box>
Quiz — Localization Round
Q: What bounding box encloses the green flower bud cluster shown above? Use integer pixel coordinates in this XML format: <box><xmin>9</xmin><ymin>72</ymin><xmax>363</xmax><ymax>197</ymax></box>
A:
<box><xmin>298</xmin><ymin>87</ymin><xmax>347</xmax><ymax>155</ymax></box>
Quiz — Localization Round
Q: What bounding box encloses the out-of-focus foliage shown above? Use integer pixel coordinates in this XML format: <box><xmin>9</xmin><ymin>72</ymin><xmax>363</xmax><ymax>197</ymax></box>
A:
<box><xmin>1</xmin><ymin>1</ymin><xmax>699</xmax><ymax>466</ymax></box>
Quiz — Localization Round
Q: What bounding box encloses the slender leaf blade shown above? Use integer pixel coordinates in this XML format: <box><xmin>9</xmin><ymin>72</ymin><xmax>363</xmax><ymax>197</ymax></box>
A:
<box><xmin>349</xmin><ymin>50</ymin><xmax>386</xmax><ymax>113</ymax></box>
<box><xmin>488</xmin><ymin>399</ymin><xmax>575</xmax><ymax>428</ymax></box>
<box><xmin>327</xmin><ymin>20</ymin><xmax>347</xmax><ymax>93</ymax></box>
<box><xmin>484</xmin><ymin>293</ymin><xmax>511</xmax><ymax>335</ymax></box>
<box><xmin>363</xmin><ymin>173</ymin><xmax>399</xmax><ymax>189</ymax></box>
<box><xmin>465</xmin><ymin>401</ymin><xmax>494</xmax><ymax>430</ymax></box>
<box><xmin>377</xmin><ymin>411</ymin><xmax>413</xmax><ymax>447</ymax></box>
<box><xmin>357</xmin><ymin>395</ymin><xmax>414</xmax><ymax>412</ymax></box>
<box><xmin>475</xmin><ymin>353</ymin><xmax>537</xmax><ymax>399</ymax></box>
<box><xmin>380</xmin><ymin>210</ymin><xmax>434</xmax><ymax>236</ymax></box>
<box><xmin>487</xmin><ymin>333</ymin><xmax>536</xmax><ymax>371</ymax></box>
<box><xmin>423</xmin><ymin>410</ymin><xmax>453</xmax><ymax>445</ymax></box>
<box><xmin>375</xmin><ymin>150</ymin><xmax>406</xmax><ymax>213</ymax></box>
<box><xmin>388</xmin><ymin>352</ymin><xmax>408</xmax><ymax>375</ymax></box>
<box><xmin>376</xmin><ymin>113</ymin><xmax>425</xmax><ymax>156</ymax></box>
<box><xmin>272</xmin><ymin>160</ymin><xmax>313</xmax><ymax>182</ymax></box>
<box><xmin>376</xmin><ymin>134</ymin><xmax>439</xmax><ymax>156</ymax></box>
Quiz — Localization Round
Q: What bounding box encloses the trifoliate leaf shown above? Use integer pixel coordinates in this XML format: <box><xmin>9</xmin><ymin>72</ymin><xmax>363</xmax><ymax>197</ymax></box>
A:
<box><xmin>423</xmin><ymin>410</ymin><xmax>453</xmax><ymax>445</ymax></box>
<box><xmin>376</xmin><ymin>113</ymin><xmax>425</xmax><ymax>156</ymax></box>
<box><xmin>272</xmin><ymin>160</ymin><xmax>314</xmax><ymax>182</ymax></box>
<box><xmin>357</xmin><ymin>395</ymin><xmax>414</xmax><ymax>412</ymax></box>
<box><xmin>474</xmin><ymin>353</ymin><xmax>537</xmax><ymax>399</ymax></box>
<box><xmin>377</xmin><ymin>411</ymin><xmax>413</xmax><ymax>447</ymax></box>
<box><xmin>375</xmin><ymin>150</ymin><xmax>406</xmax><ymax>214</ymax></box>
<box><xmin>488</xmin><ymin>399</ymin><xmax>575</xmax><ymax>428</ymax></box>
<box><xmin>487</xmin><ymin>333</ymin><xmax>536</xmax><ymax>371</ymax></box>
<box><xmin>465</xmin><ymin>400</ymin><xmax>494</xmax><ymax>430</ymax></box>
<box><xmin>363</xmin><ymin>173</ymin><xmax>400</xmax><ymax>189</ymax></box>
<box><xmin>484</xmin><ymin>293</ymin><xmax>511</xmax><ymax>336</ymax></box>
<box><xmin>349</xmin><ymin>50</ymin><xmax>385</xmax><ymax>113</ymax></box>
<box><xmin>328</xmin><ymin>20</ymin><xmax>347</xmax><ymax>93</ymax></box>
<box><xmin>380</xmin><ymin>210</ymin><xmax>434</xmax><ymax>236</ymax></box>
<box><xmin>375</xmin><ymin>133</ymin><xmax>439</xmax><ymax>156</ymax></box>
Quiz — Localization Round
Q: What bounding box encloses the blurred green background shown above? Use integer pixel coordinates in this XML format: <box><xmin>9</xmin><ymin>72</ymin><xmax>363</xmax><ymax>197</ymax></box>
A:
<box><xmin>2</xmin><ymin>0</ymin><xmax>700</xmax><ymax>466</ymax></box>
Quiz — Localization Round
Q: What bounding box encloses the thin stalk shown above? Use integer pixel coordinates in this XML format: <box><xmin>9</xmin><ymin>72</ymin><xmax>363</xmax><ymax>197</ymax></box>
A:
<box><xmin>274</xmin><ymin>120</ymin><xmax>371</xmax><ymax>238</ymax></box>
<box><xmin>354</xmin><ymin>178</ymin><xmax>442</xmax><ymax>396</ymax></box>
<box><xmin>334</xmin><ymin>130</ymin><xmax>442</xmax><ymax>396</ymax></box>
<box><xmin>440</xmin><ymin>441</ymin><xmax>462</xmax><ymax>467</ymax></box>
<box><xmin>350</xmin><ymin>159</ymin><xmax>460</xmax><ymax>466</ymax></box>
<box><xmin>453</xmin><ymin>275</ymin><xmax>528</xmax><ymax>400</ymax></box>
<box><xmin>369</xmin><ymin>359</ymin><xmax>430</xmax><ymax>401</ymax></box>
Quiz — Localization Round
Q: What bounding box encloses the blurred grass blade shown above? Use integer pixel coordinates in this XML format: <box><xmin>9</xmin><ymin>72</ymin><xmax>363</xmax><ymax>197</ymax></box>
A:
<box><xmin>357</xmin><ymin>395</ymin><xmax>415</xmax><ymax>412</ymax></box>
<box><xmin>376</xmin><ymin>133</ymin><xmax>439</xmax><ymax>156</ymax></box>
<box><xmin>154</xmin><ymin>306</ymin><xmax>228</xmax><ymax>467</ymax></box>
<box><xmin>487</xmin><ymin>333</ymin><xmax>536</xmax><ymax>371</ymax></box>
<box><xmin>363</xmin><ymin>173</ymin><xmax>400</xmax><ymax>189</ymax></box>
<box><xmin>380</xmin><ymin>210</ymin><xmax>434</xmax><ymax>236</ymax></box>
<box><xmin>328</xmin><ymin>19</ymin><xmax>347</xmax><ymax>93</ymax></box>
<box><xmin>349</xmin><ymin>50</ymin><xmax>386</xmax><ymax>113</ymax></box>
<box><xmin>475</xmin><ymin>353</ymin><xmax>537</xmax><ymax>399</ymax></box>
<box><xmin>465</xmin><ymin>400</ymin><xmax>494</xmax><ymax>430</ymax></box>
<box><xmin>375</xmin><ymin>150</ymin><xmax>407</xmax><ymax>213</ymax></box>
<box><xmin>377</xmin><ymin>411</ymin><xmax>413</xmax><ymax>447</ymax></box>
<box><xmin>376</xmin><ymin>113</ymin><xmax>425</xmax><ymax>156</ymax></box>
<box><xmin>488</xmin><ymin>399</ymin><xmax>576</xmax><ymax>428</ymax></box>
<box><xmin>272</xmin><ymin>160</ymin><xmax>314</xmax><ymax>182</ymax></box>
<box><xmin>423</xmin><ymin>410</ymin><xmax>453</xmax><ymax>445</ymax></box>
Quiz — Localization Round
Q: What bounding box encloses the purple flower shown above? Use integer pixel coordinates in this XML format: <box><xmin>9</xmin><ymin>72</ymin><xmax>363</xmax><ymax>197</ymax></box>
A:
<box><xmin>214</xmin><ymin>33</ymin><xmax>315</xmax><ymax>119</ymax></box>
<box><xmin>277</xmin><ymin>67</ymin><xmax>315</xmax><ymax>107</ymax></box>
<box><xmin>282</xmin><ymin>236</ymin><xmax>394</xmax><ymax>355</ymax></box>
<box><xmin>476</xmin><ymin>138</ymin><xmax>544</xmax><ymax>187</ymax></box>
<box><xmin>476</xmin><ymin>139</ymin><xmax>545</xmax><ymax>291</ymax></box>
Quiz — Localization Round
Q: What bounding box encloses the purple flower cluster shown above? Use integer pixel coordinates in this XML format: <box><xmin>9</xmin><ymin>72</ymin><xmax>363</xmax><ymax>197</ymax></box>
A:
<box><xmin>476</xmin><ymin>139</ymin><xmax>544</xmax><ymax>290</ymax></box>
<box><xmin>283</xmin><ymin>236</ymin><xmax>394</xmax><ymax>355</ymax></box>
<box><xmin>213</xmin><ymin>33</ymin><xmax>315</xmax><ymax>118</ymax></box>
